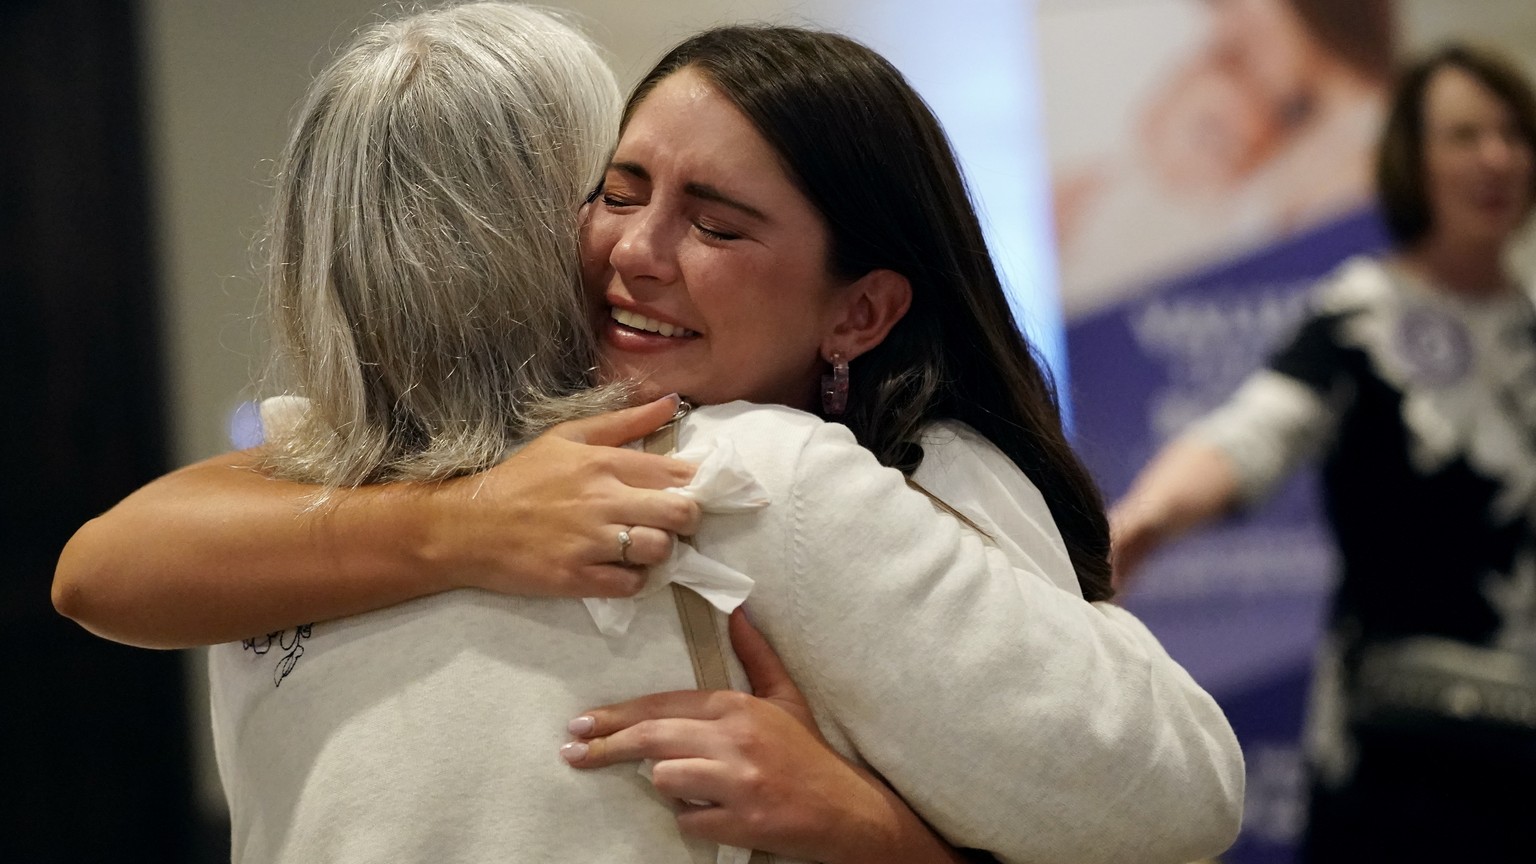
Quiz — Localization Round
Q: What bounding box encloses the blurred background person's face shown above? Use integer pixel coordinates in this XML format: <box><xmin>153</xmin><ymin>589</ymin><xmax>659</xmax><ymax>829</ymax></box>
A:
<box><xmin>1419</xmin><ymin>65</ymin><xmax>1535</xmax><ymax>250</ymax></box>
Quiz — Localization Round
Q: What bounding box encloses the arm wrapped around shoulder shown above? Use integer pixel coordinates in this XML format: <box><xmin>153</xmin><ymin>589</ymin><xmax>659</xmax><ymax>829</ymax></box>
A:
<box><xmin>766</xmin><ymin>422</ymin><xmax>1244</xmax><ymax>864</ymax></box>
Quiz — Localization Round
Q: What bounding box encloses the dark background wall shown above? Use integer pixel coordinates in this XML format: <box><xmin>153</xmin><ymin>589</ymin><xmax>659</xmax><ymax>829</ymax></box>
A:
<box><xmin>1</xmin><ymin>1</ymin><xmax>199</xmax><ymax>860</ymax></box>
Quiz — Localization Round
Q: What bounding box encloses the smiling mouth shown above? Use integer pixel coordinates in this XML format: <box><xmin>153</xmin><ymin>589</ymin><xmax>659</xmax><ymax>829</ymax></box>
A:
<box><xmin>610</xmin><ymin>307</ymin><xmax>698</xmax><ymax>338</ymax></box>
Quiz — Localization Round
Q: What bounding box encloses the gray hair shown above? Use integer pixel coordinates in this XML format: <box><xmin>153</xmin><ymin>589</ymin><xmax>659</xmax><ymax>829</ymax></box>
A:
<box><xmin>257</xmin><ymin>1</ymin><xmax>626</xmax><ymax>489</ymax></box>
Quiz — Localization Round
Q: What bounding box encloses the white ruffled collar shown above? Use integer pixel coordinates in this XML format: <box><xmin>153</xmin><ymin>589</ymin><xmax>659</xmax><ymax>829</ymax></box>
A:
<box><xmin>1330</xmin><ymin>258</ymin><xmax>1536</xmax><ymax>522</ymax></box>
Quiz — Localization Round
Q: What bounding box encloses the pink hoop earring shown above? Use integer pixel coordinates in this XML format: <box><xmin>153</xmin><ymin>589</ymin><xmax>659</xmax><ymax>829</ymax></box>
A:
<box><xmin>821</xmin><ymin>351</ymin><xmax>849</xmax><ymax>416</ymax></box>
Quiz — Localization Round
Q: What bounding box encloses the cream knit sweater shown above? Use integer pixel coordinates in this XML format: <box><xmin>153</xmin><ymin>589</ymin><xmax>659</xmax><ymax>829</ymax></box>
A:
<box><xmin>211</xmin><ymin>401</ymin><xmax>1242</xmax><ymax>864</ymax></box>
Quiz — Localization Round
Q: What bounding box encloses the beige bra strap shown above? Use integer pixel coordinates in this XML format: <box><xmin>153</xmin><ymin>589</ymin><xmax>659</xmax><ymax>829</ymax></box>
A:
<box><xmin>642</xmin><ymin>421</ymin><xmax>735</xmax><ymax>690</ymax></box>
<box><xmin>642</xmin><ymin>417</ymin><xmax>774</xmax><ymax>863</ymax></box>
<box><xmin>671</xmin><ymin>581</ymin><xmax>732</xmax><ymax>690</ymax></box>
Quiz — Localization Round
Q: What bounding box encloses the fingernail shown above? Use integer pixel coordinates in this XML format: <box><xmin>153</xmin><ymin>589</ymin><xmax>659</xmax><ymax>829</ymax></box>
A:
<box><xmin>567</xmin><ymin>715</ymin><xmax>595</xmax><ymax>736</ymax></box>
<box><xmin>560</xmin><ymin>741</ymin><xmax>589</xmax><ymax>763</ymax></box>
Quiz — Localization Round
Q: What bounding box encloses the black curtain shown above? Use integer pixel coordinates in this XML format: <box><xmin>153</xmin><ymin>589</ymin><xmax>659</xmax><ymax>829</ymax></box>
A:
<box><xmin>1</xmin><ymin>0</ymin><xmax>197</xmax><ymax>861</ymax></box>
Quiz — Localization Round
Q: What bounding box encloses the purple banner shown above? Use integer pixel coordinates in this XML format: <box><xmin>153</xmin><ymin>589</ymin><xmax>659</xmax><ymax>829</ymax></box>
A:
<box><xmin>1067</xmin><ymin>208</ymin><xmax>1390</xmax><ymax>862</ymax></box>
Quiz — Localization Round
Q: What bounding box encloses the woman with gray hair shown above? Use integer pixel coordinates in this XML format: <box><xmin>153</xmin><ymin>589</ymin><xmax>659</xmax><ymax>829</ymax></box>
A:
<box><xmin>197</xmin><ymin>5</ymin><xmax>701</xmax><ymax>860</ymax></box>
<box><xmin>255</xmin><ymin>2</ymin><xmax>628</xmax><ymax>491</ymax></box>
<box><xmin>56</xmin><ymin>4</ymin><xmax>1243</xmax><ymax>863</ymax></box>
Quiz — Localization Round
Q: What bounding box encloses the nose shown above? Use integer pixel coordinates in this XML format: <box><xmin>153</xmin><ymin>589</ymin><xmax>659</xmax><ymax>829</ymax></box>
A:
<box><xmin>609</xmin><ymin>205</ymin><xmax>680</xmax><ymax>288</ymax></box>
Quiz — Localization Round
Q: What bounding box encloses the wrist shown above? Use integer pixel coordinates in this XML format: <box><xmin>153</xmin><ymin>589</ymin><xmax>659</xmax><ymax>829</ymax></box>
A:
<box><xmin>390</xmin><ymin>479</ymin><xmax>479</xmax><ymax>593</ymax></box>
<box><xmin>1114</xmin><ymin>490</ymin><xmax>1174</xmax><ymax>541</ymax></box>
<box><xmin>825</xmin><ymin>767</ymin><xmax>962</xmax><ymax>864</ymax></box>
<box><xmin>1134</xmin><ymin>495</ymin><xmax>1179</xmax><ymax>538</ymax></box>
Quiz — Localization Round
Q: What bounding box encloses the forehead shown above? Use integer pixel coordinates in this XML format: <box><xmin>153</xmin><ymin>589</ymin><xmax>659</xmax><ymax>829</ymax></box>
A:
<box><xmin>617</xmin><ymin>69</ymin><xmax>791</xmax><ymax>186</ymax></box>
<box><xmin>1422</xmin><ymin>65</ymin><xmax>1514</xmax><ymax>129</ymax></box>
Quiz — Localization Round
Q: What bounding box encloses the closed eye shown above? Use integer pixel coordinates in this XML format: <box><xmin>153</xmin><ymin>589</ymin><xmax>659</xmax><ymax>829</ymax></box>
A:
<box><xmin>601</xmin><ymin>192</ymin><xmax>640</xmax><ymax>209</ymax></box>
<box><xmin>695</xmin><ymin>223</ymin><xmax>742</xmax><ymax>241</ymax></box>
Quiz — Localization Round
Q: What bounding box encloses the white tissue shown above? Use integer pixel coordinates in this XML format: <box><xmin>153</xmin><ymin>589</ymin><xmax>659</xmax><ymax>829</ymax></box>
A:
<box><xmin>582</xmin><ymin>438</ymin><xmax>770</xmax><ymax>636</ymax></box>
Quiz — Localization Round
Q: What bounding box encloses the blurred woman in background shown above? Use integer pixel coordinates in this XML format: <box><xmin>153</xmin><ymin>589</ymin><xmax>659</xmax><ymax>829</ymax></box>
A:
<box><xmin>1113</xmin><ymin>42</ymin><xmax>1536</xmax><ymax>862</ymax></box>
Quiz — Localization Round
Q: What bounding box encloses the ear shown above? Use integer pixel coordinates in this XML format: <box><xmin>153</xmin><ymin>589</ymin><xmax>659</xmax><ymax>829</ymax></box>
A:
<box><xmin>822</xmin><ymin>269</ymin><xmax>912</xmax><ymax>361</ymax></box>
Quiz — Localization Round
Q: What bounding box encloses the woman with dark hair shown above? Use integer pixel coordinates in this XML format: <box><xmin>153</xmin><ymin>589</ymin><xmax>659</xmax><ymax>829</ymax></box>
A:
<box><xmin>55</xmin><ymin>12</ymin><xmax>1241</xmax><ymax>864</ymax></box>
<box><xmin>600</xmin><ymin>24</ymin><xmax>1113</xmax><ymax>601</ymax></box>
<box><xmin>1113</xmin><ymin>43</ymin><xmax>1536</xmax><ymax>861</ymax></box>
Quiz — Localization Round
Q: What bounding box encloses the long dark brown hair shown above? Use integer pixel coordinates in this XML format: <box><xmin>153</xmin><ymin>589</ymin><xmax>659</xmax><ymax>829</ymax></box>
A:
<box><xmin>625</xmin><ymin>26</ymin><xmax>1113</xmax><ymax>601</ymax></box>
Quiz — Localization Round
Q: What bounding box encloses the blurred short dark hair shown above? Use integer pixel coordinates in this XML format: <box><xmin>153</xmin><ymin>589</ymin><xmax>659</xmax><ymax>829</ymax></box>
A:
<box><xmin>1376</xmin><ymin>43</ymin><xmax>1536</xmax><ymax>247</ymax></box>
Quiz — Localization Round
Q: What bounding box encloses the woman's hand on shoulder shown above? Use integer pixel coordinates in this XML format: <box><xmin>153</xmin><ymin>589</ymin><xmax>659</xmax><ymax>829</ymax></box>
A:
<box><xmin>560</xmin><ymin>609</ymin><xmax>970</xmax><ymax>864</ymax></box>
<box><xmin>427</xmin><ymin>393</ymin><xmax>703</xmax><ymax>596</ymax></box>
<box><xmin>430</xmin><ymin>395</ymin><xmax>702</xmax><ymax>598</ymax></box>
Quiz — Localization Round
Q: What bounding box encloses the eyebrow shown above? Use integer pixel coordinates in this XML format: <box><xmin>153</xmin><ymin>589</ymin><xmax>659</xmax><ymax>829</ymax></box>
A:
<box><xmin>609</xmin><ymin>161</ymin><xmax>770</xmax><ymax>223</ymax></box>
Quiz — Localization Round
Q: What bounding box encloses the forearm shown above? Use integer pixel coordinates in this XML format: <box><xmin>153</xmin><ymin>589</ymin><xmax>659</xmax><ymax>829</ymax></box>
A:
<box><xmin>1117</xmin><ymin>436</ymin><xmax>1242</xmax><ymax>540</ymax></box>
<box><xmin>778</xmin><ymin>425</ymin><xmax>1243</xmax><ymax>863</ymax></box>
<box><xmin>832</xmin><ymin>772</ymin><xmax>974</xmax><ymax>864</ymax></box>
<box><xmin>53</xmin><ymin>402</ymin><xmax>703</xmax><ymax>649</ymax></box>
<box><xmin>801</xmin><ymin>561</ymin><xmax>1244</xmax><ymax>864</ymax></box>
<box><xmin>53</xmin><ymin>451</ymin><xmax>455</xmax><ymax>648</ymax></box>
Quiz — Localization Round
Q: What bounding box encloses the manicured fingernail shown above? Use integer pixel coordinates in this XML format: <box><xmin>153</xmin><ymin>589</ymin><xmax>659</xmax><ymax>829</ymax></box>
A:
<box><xmin>567</xmin><ymin>715</ymin><xmax>595</xmax><ymax>736</ymax></box>
<box><xmin>560</xmin><ymin>741</ymin><xmax>588</xmax><ymax>763</ymax></box>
